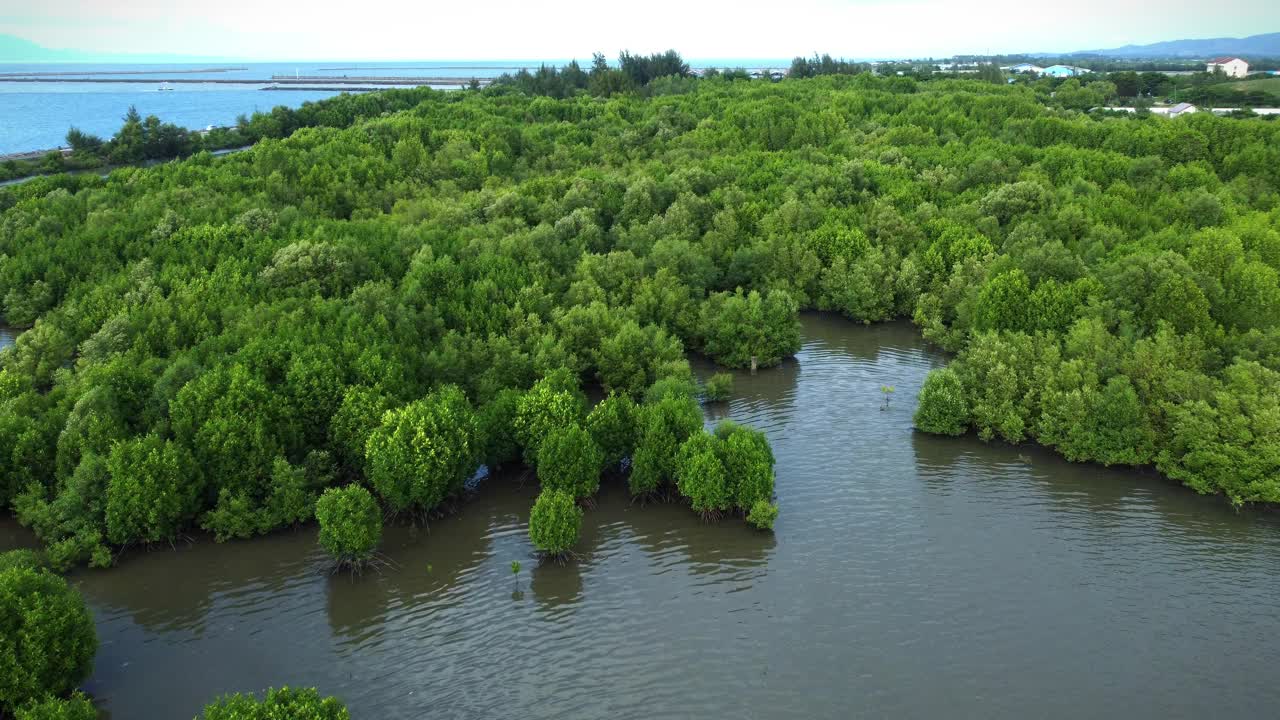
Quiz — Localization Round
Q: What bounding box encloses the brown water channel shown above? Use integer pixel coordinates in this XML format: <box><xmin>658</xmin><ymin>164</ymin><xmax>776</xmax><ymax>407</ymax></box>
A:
<box><xmin>4</xmin><ymin>314</ymin><xmax>1279</xmax><ymax>719</ymax></box>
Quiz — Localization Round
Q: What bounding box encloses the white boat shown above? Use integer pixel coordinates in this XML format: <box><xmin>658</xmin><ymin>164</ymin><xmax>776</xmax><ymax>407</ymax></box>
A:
<box><xmin>158</xmin><ymin>82</ymin><xmax>174</xmax><ymax>92</ymax></box>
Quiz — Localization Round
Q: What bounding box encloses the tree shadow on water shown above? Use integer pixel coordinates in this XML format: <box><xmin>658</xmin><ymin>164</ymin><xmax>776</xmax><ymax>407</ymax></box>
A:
<box><xmin>530</xmin><ymin>558</ymin><xmax>583</xmax><ymax>613</ymax></box>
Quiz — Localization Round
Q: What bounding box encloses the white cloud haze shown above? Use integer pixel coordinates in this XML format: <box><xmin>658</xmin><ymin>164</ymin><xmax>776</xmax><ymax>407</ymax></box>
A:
<box><xmin>1</xmin><ymin>0</ymin><xmax>1278</xmax><ymax>60</ymax></box>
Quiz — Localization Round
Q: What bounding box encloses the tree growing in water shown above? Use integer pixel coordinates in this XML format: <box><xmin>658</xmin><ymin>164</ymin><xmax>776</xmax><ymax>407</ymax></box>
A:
<box><xmin>536</xmin><ymin>424</ymin><xmax>604</xmax><ymax>499</ymax></box>
<box><xmin>629</xmin><ymin>392</ymin><xmax>704</xmax><ymax>497</ymax></box>
<box><xmin>698</xmin><ymin>289</ymin><xmax>801</xmax><ymax>369</ymax></box>
<box><xmin>198</xmin><ymin>687</ymin><xmax>349</xmax><ymax>720</ymax></box>
<box><xmin>514</xmin><ymin>369</ymin><xmax>586</xmax><ymax>465</ymax></box>
<box><xmin>315</xmin><ymin>485</ymin><xmax>382</xmax><ymax>569</ymax></box>
<box><xmin>703</xmin><ymin>372</ymin><xmax>733</xmax><ymax>403</ymax></box>
<box><xmin>0</xmin><ymin>555</ymin><xmax>97</xmax><ymax>714</ymax></box>
<box><xmin>746</xmin><ymin>499</ymin><xmax>780</xmax><ymax>530</ymax></box>
<box><xmin>715</xmin><ymin>421</ymin><xmax>776</xmax><ymax>512</ymax></box>
<box><xmin>585</xmin><ymin>393</ymin><xmax>639</xmax><ymax>471</ymax></box>
<box><xmin>13</xmin><ymin>692</ymin><xmax>96</xmax><ymax>720</ymax></box>
<box><xmin>528</xmin><ymin>489</ymin><xmax>582</xmax><ymax>559</ymax></box>
<box><xmin>365</xmin><ymin>385</ymin><xmax>479</xmax><ymax>515</ymax></box>
<box><xmin>675</xmin><ymin>432</ymin><xmax>732</xmax><ymax>517</ymax></box>
<box><xmin>913</xmin><ymin>368</ymin><xmax>970</xmax><ymax>436</ymax></box>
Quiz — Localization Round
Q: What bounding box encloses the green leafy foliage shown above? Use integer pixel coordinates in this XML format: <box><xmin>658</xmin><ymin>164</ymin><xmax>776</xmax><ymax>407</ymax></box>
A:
<box><xmin>0</xmin><ymin>550</ymin><xmax>44</xmax><ymax>572</ymax></box>
<box><xmin>477</xmin><ymin>387</ymin><xmax>523</xmax><ymax>468</ymax></box>
<box><xmin>0</xmin><ymin>564</ymin><xmax>97</xmax><ymax>712</ymax></box>
<box><xmin>536</xmin><ymin>424</ymin><xmax>604</xmax><ymax>498</ymax></box>
<box><xmin>672</xmin><ymin>422</ymin><xmax>777</xmax><ymax>522</ymax></box>
<box><xmin>315</xmin><ymin>485</ymin><xmax>382</xmax><ymax>566</ymax></box>
<box><xmin>513</xmin><ymin>370</ymin><xmax>586</xmax><ymax>465</ymax></box>
<box><xmin>201</xmin><ymin>455</ymin><xmax>326</xmax><ymax>541</ymax></box>
<box><xmin>14</xmin><ymin>692</ymin><xmax>96</xmax><ymax>720</ymax></box>
<box><xmin>676</xmin><ymin>432</ymin><xmax>732</xmax><ymax>515</ymax></box>
<box><xmin>714</xmin><ymin>421</ymin><xmax>777</xmax><ymax>511</ymax></box>
<box><xmin>703</xmin><ymin>372</ymin><xmax>733</xmax><ymax>402</ymax></box>
<box><xmin>4</xmin><ymin>67</ymin><xmax>1279</xmax><ymax>568</ymax></box>
<box><xmin>746</xmin><ymin>499</ymin><xmax>779</xmax><ymax>530</ymax></box>
<box><xmin>584</xmin><ymin>393</ymin><xmax>639</xmax><ymax>469</ymax></box>
<box><xmin>104</xmin><ymin>433</ymin><xmax>199</xmax><ymax>545</ymax></box>
<box><xmin>365</xmin><ymin>385</ymin><xmax>479</xmax><ymax>514</ymax></box>
<box><xmin>196</xmin><ymin>687</ymin><xmax>350</xmax><ymax>720</ymax></box>
<box><xmin>914</xmin><ymin>368</ymin><xmax>969</xmax><ymax>436</ymax></box>
<box><xmin>629</xmin><ymin>392</ymin><xmax>704</xmax><ymax>497</ymax></box>
<box><xmin>698</xmin><ymin>289</ymin><xmax>801</xmax><ymax>368</ymax></box>
<box><xmin>528</xmin><ymin>489</ymin><xmax>582</xmax><ymax>557</ymax></box>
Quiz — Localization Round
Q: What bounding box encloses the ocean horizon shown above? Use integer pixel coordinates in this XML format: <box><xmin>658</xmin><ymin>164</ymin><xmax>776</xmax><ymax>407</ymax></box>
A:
<box><xmin>0</xmin><ymin>58</ymin><xmax>800</xmax><ymax>155</ymax></box>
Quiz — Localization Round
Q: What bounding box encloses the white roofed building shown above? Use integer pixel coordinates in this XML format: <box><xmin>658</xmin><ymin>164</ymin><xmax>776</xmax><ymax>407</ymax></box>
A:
<box><xmin>1206</xmin><ymin>57</ymin><xmax>1249</xmax><ymax>78</ymax></box>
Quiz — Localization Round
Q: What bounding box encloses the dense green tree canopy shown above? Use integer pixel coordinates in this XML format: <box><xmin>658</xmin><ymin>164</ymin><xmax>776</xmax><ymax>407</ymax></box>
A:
<box><xmin>365</xmin><ymin>385</ymin><xmax>479</xmax><ymax>514</ymax></box>
<box><xmin>528</xmin><ymin>489</ymin><xmax>582</xmax><ymax>557</ymax></box>
<box><xmin>13</xmin><ymin>692</ymin><xmax>96</xmax><ymax>720</ymax></box>
<box><xmin>584</xmin><ymin>393</ymin><xmax>639</xmax><ymax>470</ymax></box>
<box><xmin>197</xmin><ymin>687</ymin><xmax>349</xmax><ymax>720</ymax></box>
<box><xmin>914</xmin><ymin>368</ymin><xmax>970</xmax><ymax>436</ymax></box>
<box><xmin>315</xmin><ymin>485</ymin><xmax>382</xmax><ymax>566</ymax></box>
<box><xmin>536</xmin><ymin>424</ymin><xmax>604</xmax><ymax>499</ymax></box>
<box><xmin>0</xmin><ymin>560</ymin><xmax>97</xmax><ymax>713</ymax></box>
<box><xmin>2</xmin><ymin>67</ymin><xmax>1279</xmax><ymax>570</ymax></box>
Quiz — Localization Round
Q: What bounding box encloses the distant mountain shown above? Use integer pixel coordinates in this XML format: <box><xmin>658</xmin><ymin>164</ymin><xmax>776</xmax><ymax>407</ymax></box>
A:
<box><xmin>1072</xmin><ymin>32</ymin><xmax>1280</xmax><ymax>59</ymax></box>
<box><xmin>0</xmin><ymin>34</ymin><xmax>88</xmax><ymax>62</ymax></box>
<box><xmin>0</xmin><ymin>34</ymin><xmax>232</xmax><ymax>64</ymax></box>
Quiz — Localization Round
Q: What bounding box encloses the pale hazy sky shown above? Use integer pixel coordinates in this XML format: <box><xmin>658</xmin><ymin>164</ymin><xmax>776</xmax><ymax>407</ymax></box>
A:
<box><xmin>2</xmin><ymin>0</ymin><xmax>1278</xmax><ymax>60</ymax></box>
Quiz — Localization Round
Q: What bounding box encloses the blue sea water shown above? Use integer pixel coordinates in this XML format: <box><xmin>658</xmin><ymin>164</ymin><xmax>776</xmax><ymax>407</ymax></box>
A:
<box><xmin>0</xmin><ymin>61</ymin><xmax>542</xmax><ymax>155</ymax></box>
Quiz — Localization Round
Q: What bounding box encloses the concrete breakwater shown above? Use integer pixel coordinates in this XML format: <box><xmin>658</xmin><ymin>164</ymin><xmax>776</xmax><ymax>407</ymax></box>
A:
<box><xmin>271</xmin><ymin>74</ymin><xmax>491</xmax><ymax>83</ymax></box>
<box><xmin>1</xmin><ymin>147</ymin><xmax>71</xmax><ymax>163</ymax></box>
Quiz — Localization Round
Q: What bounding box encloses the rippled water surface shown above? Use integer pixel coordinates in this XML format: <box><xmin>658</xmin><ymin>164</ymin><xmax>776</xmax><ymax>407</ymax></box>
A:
<box><xmin>4</xmin><ymin>315</ymin><xmax>1279</xmax><ymax>719</ymax></box>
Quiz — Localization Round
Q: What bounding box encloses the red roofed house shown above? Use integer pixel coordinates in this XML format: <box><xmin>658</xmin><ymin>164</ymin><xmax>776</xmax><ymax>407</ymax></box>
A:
<box><xmin>1206</xmin><ymin>57</ymin><xmax>1249</xmax><ymax>78</ymax></box>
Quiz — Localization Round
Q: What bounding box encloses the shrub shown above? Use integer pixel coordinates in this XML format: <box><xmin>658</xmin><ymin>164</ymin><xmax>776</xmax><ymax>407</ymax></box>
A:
<box><xmin>528</xmin><ymin>489</ymin><xmax>582</xmax><ymax>558</ymax></box>
<box><xmin>628</xmin><ymin>443</ymin><xmax>664</xmax><ymax>497</ymax></box>
<box><xmin>536</xmin><ymin>424</ymin><xmax>603</xmax><ymax>498</ymax></box>
<box><xmin>477</xmin><ymin>387</ymin><xmax>523</xmax><ymax>468</ymax></box>
<box><xmin>913</xmin><ymin>367</ymin><xmax>970</xmax><ymax>436</ymax></box>
<box><xmin>262</xmin><ymin>454</ymin><xmax>324</xmax><ymax>528</ymax></box>
<box><xmin>715</xmin><ymin>422</ymin><xmax>776</xmax><ymax>511</ymax></box>
<box><xmin>104</xmin><ymin>433</ymin><xmax>200</xmax><ymax>545</ymax></box>
<box><xmin>514</xmin><ymin>370</ymin><xmax>586</xmax><ymax>464</ymax></box>
<box><xmin>201</xmin><ymin>489</ymin><xmax>261</xmax><ymax>542</ymax></box>
<box><xmin>747</xmin><ymin>499</ymin><xmax>779</xmax><ymax>530</ymax></box>
<box><xmin>329</xmin><ymin>385</ymin><xmax>393</xmax><ymax>473</ymax></box>
<box><xmin>0</xmin><ymin>566</ymin><xmax>97</xmax><ymax>712</ymax></box>
<box><xmin>643</xmin><ymin>374</ymin><xmax>699</xmax><ymax>404</ymax></box>
<box><xmin>585</xmin><ymin>393</ymin><xmax>639</xmax><ymax>469</ymax></box>
<box><xmin>315</xmin><ymin>485</ymin><xmax>382</xmax><ymax>566</ymax></box>
<box><xmin>703</xmin><ymin>372</ymin><xmax>733</xmax><ymax>402</ymax></box>
<box><xmin>628</xmin><ymin>392</ymin><xmax>704</xmax><ymax>496</ymax></box>
<box><xmin>675</xmin><ymin>432</ymin><xmax>732</xmax><ymax>516</ymax></box>
<box><xmin>698</xmin><ymin>289</ymin><xmax>801</xmax><ymax>368</ymax></box>
<box><xmin>14</xmin><ymin>692</ymin><xmax>96</xmax><ymax>720</ymax></box>
<box><xmin>365</xmin><ymin>385</ymin><xmax>479</xmax><ymax>513</ymax></box>
<box><xmin>0</xmin><ymin>549</ymin><xmax>44</xmax><ymax>572</ymax></box>
<box><xmin>197</xmin><ymin>687</ymin><xmax>349</xmax><ymax>720</ymax></box>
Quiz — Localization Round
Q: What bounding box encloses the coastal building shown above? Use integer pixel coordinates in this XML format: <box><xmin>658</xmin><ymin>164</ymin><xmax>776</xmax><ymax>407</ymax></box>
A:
<box><xmin>1209</xmin><ymin>107</ymin><xmax>1280</xmax><ymax>116</ymax></box>
<box><xmin>1041</xmin><ymin>64</ymin><xmax>1090</xmax><ymax>78</ymax></box>
<box><xmin>1095</xmin><ymin>103</ymin><xmax>1199</xmax><ymax>118</ymax></box>
<box><xmin>1206</xmin><ymin>57</ymin><xmax>1249</xmax><ymax>78</ymax></box>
